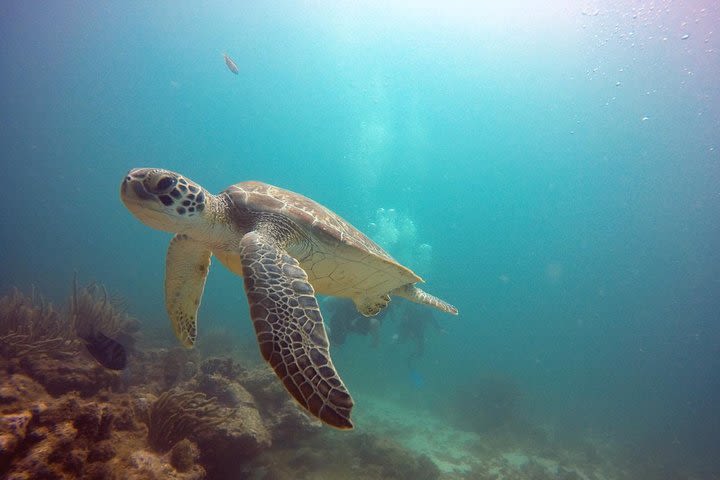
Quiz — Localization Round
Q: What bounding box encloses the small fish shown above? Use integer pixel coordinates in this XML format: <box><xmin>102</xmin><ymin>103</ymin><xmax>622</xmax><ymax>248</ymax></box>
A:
<box><xmin>224</xmin><ymin>53</ymin><xmax>239</xmax><ymax>75</ymax></box>
<box><xmin>81</xmin><ymin>331</ymin><xmax>127</xmax><ymax>370</ymax></box>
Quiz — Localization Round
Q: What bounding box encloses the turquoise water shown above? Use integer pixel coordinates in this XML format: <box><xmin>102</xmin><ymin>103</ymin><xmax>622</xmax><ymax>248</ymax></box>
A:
<box><xmin>1</xmin><ymin>1</ymin><xmax>719</xmax><ymax>477</ymax></box>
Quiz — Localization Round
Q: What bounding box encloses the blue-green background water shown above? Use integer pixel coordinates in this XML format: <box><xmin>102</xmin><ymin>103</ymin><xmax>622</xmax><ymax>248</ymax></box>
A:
<box><xmin>1</xmin><ymin>0</ymin><xmax>718</xmax><ymax>476</ymax></box>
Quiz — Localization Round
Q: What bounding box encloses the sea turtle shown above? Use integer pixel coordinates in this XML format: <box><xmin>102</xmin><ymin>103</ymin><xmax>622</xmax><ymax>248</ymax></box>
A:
<box><xmin>120</xmin><ymin>168</ymin><xmax>458</xmax><ymax>429</ymax></box>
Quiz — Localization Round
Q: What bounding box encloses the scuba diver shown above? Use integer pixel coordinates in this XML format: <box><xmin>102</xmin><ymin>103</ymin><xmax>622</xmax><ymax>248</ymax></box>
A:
<box><xmin>393</xmin><ymin>302</ymin><xmax>445</xmax><ymax>369</ymax></box>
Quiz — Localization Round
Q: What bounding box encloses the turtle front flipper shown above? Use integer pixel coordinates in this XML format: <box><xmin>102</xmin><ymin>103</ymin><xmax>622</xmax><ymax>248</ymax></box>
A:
<box><xmin>165</xmin><ymin>234</ymin><xmax>211</xmax><ymax>347</ymax></box>
<box><xmin>239</xmin><ymin>230</ymin><xmax>354</xmax><ymax>429</ymax></box>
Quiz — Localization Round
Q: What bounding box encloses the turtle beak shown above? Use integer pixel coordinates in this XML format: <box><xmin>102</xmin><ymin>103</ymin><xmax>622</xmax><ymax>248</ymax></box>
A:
<box><xmin>121</xmin><ymin>169</ymin><xmax>154</xmax><ymax>202</ymax></box>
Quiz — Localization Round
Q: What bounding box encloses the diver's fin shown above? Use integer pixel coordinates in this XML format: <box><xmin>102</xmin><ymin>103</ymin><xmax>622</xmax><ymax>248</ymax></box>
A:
<box><xmin>239</xmin><ymin>230</ymin><xmax>354</xmax><ymax>429</ymax></box>
<box><xmin>165</xmin><ymin>234</ymin><xmax>211</xmax><ymax>347</ymax></box>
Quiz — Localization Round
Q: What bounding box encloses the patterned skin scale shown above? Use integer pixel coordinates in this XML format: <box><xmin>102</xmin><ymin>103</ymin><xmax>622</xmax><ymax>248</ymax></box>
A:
<box><xmin>120</xmin><ymin>168</ymin><xmax>458</xmax><ymax>429</ymax></box>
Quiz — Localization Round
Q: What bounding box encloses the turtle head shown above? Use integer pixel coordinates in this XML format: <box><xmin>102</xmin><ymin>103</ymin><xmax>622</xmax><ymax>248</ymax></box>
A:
<box><xmin>121</xmin><ymin>168</ymin><xmax>209</xmax><ymax>233</ymax></box>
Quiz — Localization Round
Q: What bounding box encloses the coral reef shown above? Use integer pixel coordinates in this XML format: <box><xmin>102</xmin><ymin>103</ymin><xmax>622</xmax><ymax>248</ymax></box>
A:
<box><xmin>188</xmin><ymin>357</ymin><xmax>273</xmax><ymax>474</ymax></box>
<box><xmin>0</xmin><ymin>357</ymin><xmax>208</xmax><ymax>479</ymax></box>
<box><xmin>126</xmin><ymin>449</ymin><xmax>205</xmax><ymax>480</ymax></box>
<box><xmin>0</xmin><ymin>286</ymin><xmax>121</xmax><ymax>397</ymax></box>
<box><xmin>126</xmin><ymin>347</ymin><xmax>200</xmax><ymax>391</ymax></box>
<box><xmin>170</xmin><ymin>438</ymin><xmax>201</xmax><ymax>472</ymax></box>
<box><xmin>146</xmin><ymin>389</ymin><xmax>229</xmax><ymax>452</ymax></box>
<box><xmin>17</xmin><ymin>350</ymin><xmax>121</xmax><ymax>397</ymax></box>
<box><xmin>1</xmin><ymin>277</ymin><xmax>139</xmax><ymax>371</ymax></box>
<box><xmin>237</xmin><ymin>361</ymin><xmax>323</xmax><ymax>445</ymax></box>
<box><xmin>0</xmin><ymin>282</ymin><xmax>456</xmax><ymax>480</ymax></box>
<box><xmin>0</xmin><ymin>284</ymin><xmax>200</xmax><ymax>479</ymax></box>
<box><xmin>0</xmin><ymin>370</ymin><xmax>206</xmax><ymax>479</ymax></box>
<box><xmin>142</xmin><ymin>369</ymin><xmax>276</xmax><ymax>472</ymax></box>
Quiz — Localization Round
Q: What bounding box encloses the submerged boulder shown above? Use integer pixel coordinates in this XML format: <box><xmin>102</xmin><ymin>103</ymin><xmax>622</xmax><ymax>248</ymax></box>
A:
<box><xmin>19</xmin><ymin>353</ymin><xmax>120</xmax><ymax>397</ymax></box>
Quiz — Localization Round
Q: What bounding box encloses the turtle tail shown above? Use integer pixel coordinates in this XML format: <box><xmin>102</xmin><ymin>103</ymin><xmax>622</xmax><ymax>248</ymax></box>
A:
<box><xmin>391</xmin><ymin>285</ymin><xmax>458</xmax><ymax>315</ymax></box>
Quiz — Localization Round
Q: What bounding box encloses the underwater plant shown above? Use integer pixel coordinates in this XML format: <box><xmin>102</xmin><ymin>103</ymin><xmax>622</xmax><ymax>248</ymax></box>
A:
<box><xmin>0</xmin><ymin>287</ymin><xmax>76</xmax><ymax>358</ymax></box>
<box><xmin>69</xmin><ymin>274</ymin><xmax>138</xmax><ymax>342</ymax></box>
<box><xmin>0</xmin><ymin>274</ymin><xmax>139</xmax><ymax>362</ymax></box>
<box><xmin>146</xmin><ymin>388</ymin><xmax>230</xmax><ymax>452</ymax></box>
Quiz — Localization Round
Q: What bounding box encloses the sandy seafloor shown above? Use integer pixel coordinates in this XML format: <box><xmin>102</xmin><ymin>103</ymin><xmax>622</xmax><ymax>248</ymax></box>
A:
<box><xmin>354</xmin><ymin>397</ymin><xmax>618</xmax><ymax>480</ymax></box>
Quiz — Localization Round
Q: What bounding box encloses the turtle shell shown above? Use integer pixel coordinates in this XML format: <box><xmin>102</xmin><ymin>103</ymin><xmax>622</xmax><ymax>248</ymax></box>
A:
<box><xmin>221</xmin><ymin>182</ymin><xmax>421</xmax><ymax>298</ymax></box>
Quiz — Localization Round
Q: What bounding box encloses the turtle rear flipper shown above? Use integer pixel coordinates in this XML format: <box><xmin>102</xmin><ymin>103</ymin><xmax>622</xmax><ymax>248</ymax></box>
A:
<box><xmin>353</xmin><ymin>294</ymin><xmax>390</xmax><ymax>316</ymax></box>
<box><xmin>392</xmin><ymin>284</ymin><xmax>458</xmax><ymax>315</ymax></box>
<box><xmin>239</xmin><ymin>231</ymin><xmax>354</xmax><ymax>429</ymax></box>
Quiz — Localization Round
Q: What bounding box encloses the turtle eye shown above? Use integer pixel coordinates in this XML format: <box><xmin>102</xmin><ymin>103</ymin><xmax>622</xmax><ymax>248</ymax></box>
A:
<box><xmin>155</xmin><ymin>176</ymin><xmax>175</xmax><ymax>192</ymax></box>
